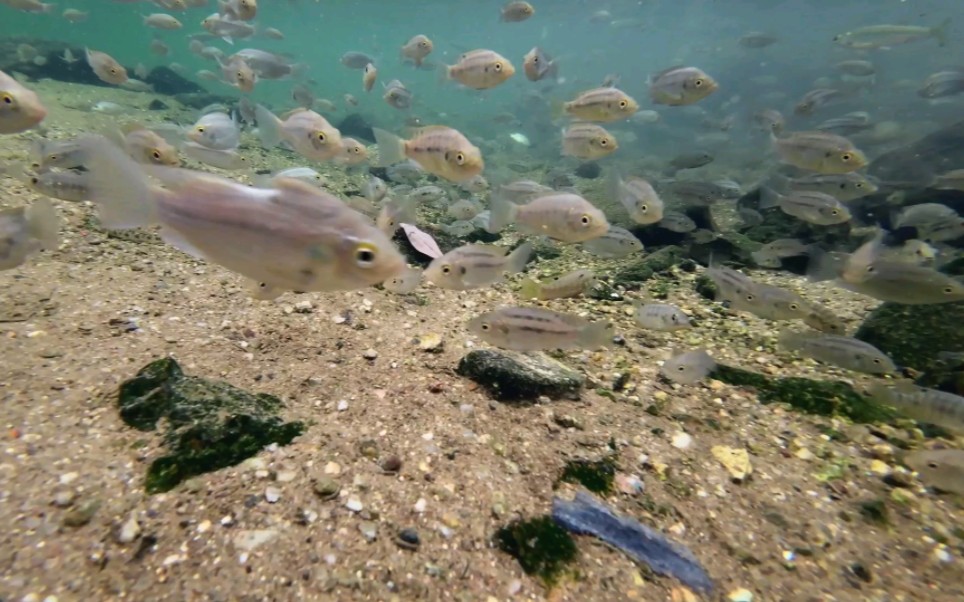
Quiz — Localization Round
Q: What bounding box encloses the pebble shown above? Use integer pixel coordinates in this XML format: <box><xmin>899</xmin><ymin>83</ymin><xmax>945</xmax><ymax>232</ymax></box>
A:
<box><xmin>117</xmin><ymin>514</ymin><xmax>141</xmax><ymax>544</ymax></box>
<box><xmin>293</xmin><ymin>300</ymin><xmax>314</xmax><ymax>313</ymax></box>
<box><xmin>324</xmin><ymin>461</ymin><xmax>342</xmax><ymax>475</ymax></box>
<box><xmin>197</xmin><ymin>520</ymin><xmax>212</xmax><ymax>534</ymax></box>
<box><xmin>52</xmin><ymin>488</ymin><xmax>76</xmax><ymax>507</ymax></box>
<box><xmin>265</xmin><ymin>486</ymin><xmax>282</xmax><ymax>503</ymax></box>
<box><xmin>380</xmin><ymin>455</ymin><xmax>402</xmax><ymax>475</ymax></box>
<box><xmin>336</xmin><ymin>400</ymin><xmax>349</xmax><ymax>411</ymax></box>
<box><xmin>712</xmin><ymin>445</ymin><xmax>752</xmax><ymax>482</ymax></box>
<box><xmin>413</xmin><ymin>498</ymin><xmax>427</xmax><ymax>513</ymax></box>
<box><xmin>312</xmin><ymin>477</ymin><xmax>341</xmax><ymax>500</ymax></box>
<box><xmin>275</xmin><ymin>470</ymin><xmax>297</xmax><ymax>483</ymax></box>
<box><xmin>362</xmin><ymin>348</ymin><xmax>378</xmax><ymax>360</ymax></box>
<box><xmin>416</xmin><ymin>332</ymin><xmax>444</xmax><ymax>353</ymax></box>
<box><xmin>345</xmin><ymin>496</ymin><xmax>363</xmax><ymax>512</ymax></box>
<box><xmin>358</xmin><ymin>521</ymin><xmax>378</xmax><ymax>542</ymax></box>
<box><xmin>58</xmin><ymin>472</ymin><xmax>78</xmax><ymax>485</ymax></box>
<box><xmin>727</xmin><ymin>588</ymin><xmax>754</xmax><ymax>602</ymax></box>
<box><xmin>869</xmin><ymin>460</ymin><xmax>891</xmax><ymax>476</ymax></box>
<box><xmin>233</xmin><ymin>529</ymin><xmax>279</xmax><ymax>552</ymax></box>
<box><xmin>671</xmin><ymin>431</ymin><xmax>693</xmax><ymax>450</ymax></box>
<box><xmin>395</xmin><ymin>528</ymin><xmax>420</xmax><ymax>551</ymax></box>
<box><xmin>62</xmin><ymin>498</ymin><xmax>101</xmax><ymax>527</ymax></box>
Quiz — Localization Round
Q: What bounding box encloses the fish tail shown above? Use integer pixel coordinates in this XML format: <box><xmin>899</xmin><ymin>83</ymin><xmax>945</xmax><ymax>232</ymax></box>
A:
<box><xmin>506</xmin><ymin>241</ymin><xmax>533</xmax><ymax>274</ymax></box>
<box><xmin>549</xmin><ymin>99</ymin><xmax>566</xmax><ymax>120</ymax></box>
<box><xmin>518</xmin><ymin>278</ymin><xmax>541</xmax><ymax>300</ymax></box>
<box><xmin>486</xmin><ymin>193</ymin><xmax>517</xmax><ymax>233</ymax></box>
<box><xmin>79</xmin><ymin>134</ymin><xmax>157</xmax><ymax>229</ymax></box>
<box><xmin>372</xmin><ymin>128</ymin><xmax>407</xmax><ymax>167</ymax></box>
<box><xmin>288</xmin><ymin>63</ymin><xmax>309</xmax><ymax>80</ymax></box>
<box><xmin>25</xmin><ymin>198</ymin><xmax>60</xmax><ymax>251</ymax></box>
<box><xmin>254</xmin><ymin>104</ymin><xmax>284</xmax><ymax>148</ymax></box>
<box><xmin>579</xmin><ymin>321</ymin><xmax>615</xmax><ymax>349</ymax></box>
<box><xmin>758</xmin><ymin>186</ymin><xmax>782</xmax><ymax>210</ymax></box>
<box><xmin>932</xmin><ymin>17</ymin><xmax>951</xmax><ymax>47</ymax></box>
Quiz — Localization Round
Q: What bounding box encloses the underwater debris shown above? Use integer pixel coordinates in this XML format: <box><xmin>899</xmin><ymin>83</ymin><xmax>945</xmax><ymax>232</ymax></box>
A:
<box><xmin>117</xmin><ymin>357</ymin><xmax>305</xmax><ymax>493</ymax></box>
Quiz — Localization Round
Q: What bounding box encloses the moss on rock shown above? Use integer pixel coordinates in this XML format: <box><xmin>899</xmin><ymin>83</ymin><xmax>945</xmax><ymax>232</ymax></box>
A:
<box><xmin>612</xmin><ymin>245</ymin><xmax>684</xmax><ymax>289</ymax></box>
<box><xmin>557</xmin><ymin>457</ymin><xmax>617</xmax><ymax>494</ymax></box>
<box><xmin>495</xmin><ymin>516</ymin><xmax>578</xmax><ymax>588</ymax></box>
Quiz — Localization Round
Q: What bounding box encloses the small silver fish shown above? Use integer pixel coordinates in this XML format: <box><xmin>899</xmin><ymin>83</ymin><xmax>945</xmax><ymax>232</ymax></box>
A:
<box><xmin>793</xmin><ymin>88</ymin><xmax>843</xmax><ymax>116</ymax></box>
<box><xmin>772</xmin><ymin>131</ymin><xmax>866</xmax><ymax>174</ymax></box>
<box><xmin>498</xmin><ymin>180</ymin><xmax>553</xmax><ymax>203</ymax></box>
<box><xmin>779</xmin><ymin>172</ymin><xmax>878</xmax><ymax>202</ymax></box>
<box><xmin>400</xmin><ymin>35</ymin><xmax>433</xmax><ymax>67</ymax></box>
<box><xmin>31</xmin><ymin>139</ymin><xmax>85</xmax><ymax>169</ymax></box>
<box><xmin>362</xmin><ymin>175</ymin><xmax>388</xmax><ymax>203</ymax></box>
<box><xmin>650</xmin><ymin>66</ymin><xmax>718</xmax><ymax>106</ymax></box>
<box><xmin>919</xmin><ymin>70</ymin><xmax>964</xmax><ymax>99</ymax></box>
<box><xmin>24</xmin><ymin>168</ymin><xmax>90</xmax><ymax>201</ymax></box>
<box><xmin>751</xmin><ymin>238</ymin><xmax>813</xmax><ymax>268</ymax></box>
<box><xmin>562</xmin><ymin>122</ymin><xmax>618</xmax><ymax>160</ymax></box>
<box><xmin>255</xmin><ymin>105</ymin><xmax>342</xmax><ymax>162</ymax></box>
<box><xmin>441</xmin><ymin>220</ymin><xmax>476</xmax><ymax>237</ymax></box>
<box><xmin>635</xmin><ymin>303</ymin><xmax>691</xmax><ymax>332</ymax></box>
<box><xmin>500</xmin><ymin>1</ymin><xmax>534</xmax><ymax>22</ymax></box>
<box><xmin>867</xmin><ymin>382</ymin><xmax>964</xmax><ymax>433</ymax></box>
<box><xmin>0</xmin><ymin>69</ymin><xmax>47</xmax><ymax>133</ymax></box>
<box><xmin>409</xmin><ymin>185</ymin><xmax>446</xmax><ymax>203</ymax></box>
<box><xmin>779</xmin><ymin>332</ymin><xmax>896</xmax><ymax>374</ymax></box>
<box><xmin>760</xmin><ymin>189</ymin><xmax>850</xmax><ymax>225</ymax></box>
<box><xmin>661</xmin><ymin>349</ymin><xmax>716</xmax><ymax>384</ymax></box>
<box><xmin>467</xmin><ymin>306</ymin><xmax>614</xmax><ymax>351</ymax></box>
<box><xmin>519</xmin><ymin>269</ymin><xmax>596</xmax><ymax>300</ymax></box>
<box><xmin>657</xmin><ymin>211</ymin><xmax>696</xmax><ymax>233</ymax></box>
<box><xmin>424</xmin><ymin>242</ymin><xmax>532</xmax><ymax>290</ymax></box>
<box><xmin>447</xmin><ymin>198</ymin><xmax>482</xmax><ymax>220</ymax></box>
<box><xmin>181</xmin><ymin>143</ymin><xmax>248</xmax><ymax>170</ymax></box>
<box><xmin>188</xmin><ymin>112</ymin><xmax>240</xmax><ymax>150</ymax></box>
<box><xmin>341</xmin><ymin>51</ymin><xmax>375</xmax><ymax>69</ymax></box>
<box><xmin>612</xmin><ymin>174</ymin><xmax>663</xmax><ymax>225</ymax></box>
<box><xmin>581</xmin><ymin>225</ymin><xmax>643</xmax><ymax>258</ymax></box>
<box><xmin>85</xmin><ymin>48</ymin><xmax>128</xmax><ymax>85</ymax></box>
<box><xmin>523</xmin><ymin>46</ymin><xmax>557</xmax><ymax>82</ymax></box>
<box><xmin>488</xmin><ymin>192</ymin><xmax>609</xmax><ymax>243</ymax></box>
<box><xmin>444</xmin><ymin>49</ymin><xmax>515</xmax><ymax>90</ymax></box>
<box><xmin>382</xmin><ymin>265</ymin><xmax>422</xmax><ymax>294</ymax></box>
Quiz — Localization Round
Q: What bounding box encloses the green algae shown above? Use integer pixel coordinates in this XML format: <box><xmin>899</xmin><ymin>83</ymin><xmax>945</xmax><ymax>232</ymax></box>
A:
<box><xmin>495</xmin><ymin>516</ymin><xmax>578</xmax><ymax>588</ymax></box>
<box><xmin>117</xmin><ymin>358</ymin><xmax>305</xmax><ymax>493</ymax></box>
<box><xmin>557</xmin><ymin>457</ymin><xmax>617</xmax><ymax>494</ymax></box>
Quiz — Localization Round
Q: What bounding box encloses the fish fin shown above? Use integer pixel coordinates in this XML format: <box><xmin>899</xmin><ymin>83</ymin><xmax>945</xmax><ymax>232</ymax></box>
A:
<box><xmin>221</xmin><ymin>36</ymin><xmax>234</xmax><ymax>45</ymax></box>
<box><xmin>254</xmin><ymin>104</ymin><xmax>284</xmax><ymax>148</ymax></box>
<box><xmin>372</xmin><ymin>128</ymin><xmax>407</xmax><ymax>167</ymax></box>
<box><xmin>763</xmin><ymin>172</ymin><xmax>791</xmax><ymax>193</ymax></box>
<box><xmin>578</xmin><ymin>321</ymin><xmax>616</xmax><ymax>349</ymax></box>
<box><xmin>549</xmin><ymin>99</ymin><xmax>566</xmax><ymax>120</ymax></box>
<box><xmin>25</xmin><ymin>198</ymin><xmax>60</xmax><ymax>251</ymax></box>
<box><xmin>250</xmin><ymin>280</ymin><xmax>284</xmax><ymax>301</ymax></box>
<box><xmin>758</xmin><ymin>186</ymin><xmax>782</xmax><ymax>210</ymax></box>
<box><xmin>156</xmin><ymin>224</ymin><xmax>209</xmax><ymax>261</ymax></box>
<box><xmin>79</xmin><ymin>134</ymin><xmax>157</xmax><ymax>229</ymax></box>
<box><xmin>933</xmin><ymin>17</ymin><xmax>951</xmax><ymax>47</ymax></box>
<box><xmin>518</xmin><ymin>278</ymin><xmax>541</xmax><ymax>300</ymax></box>
<box><xmin>505</xmin><ymin>241</ymin><xmax>533</xmax><ymax>274</ymax></box>
<box><xmin>806</xmin><ymin>248</ymin><xmax>845</xmax><ymax>283</ymax></box>
<box><xmin>486</xmin><ymin>193</ymin><xmax>518</xmax><ymax>233</ymax></box>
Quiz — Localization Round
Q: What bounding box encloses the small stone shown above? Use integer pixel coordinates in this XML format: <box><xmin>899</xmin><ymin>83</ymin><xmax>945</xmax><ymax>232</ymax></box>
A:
<box><xmin>52</xmin><ymin>488</ymin><xmax>75</xmax><ymax>507</ymax></box>
<box><xmin>615</xmin><ymin>472</ymin><xmax>644</xmax><ymax>495</ymax></box>
<box><xmin>794</xmin><ymin>447</ymin><xmax>815</xmax><ymax>461</ymax></box>
<box><xmin>336</xmin><ymin>400</ymin><xmax>349</xmax><ymax>411</ymax></box>
<box><xmin>357</xmin><ymin>439</ymin><xmax>379</xmax><ymax>459</ymax></box>
<box><xmin>869</xmin><ymin>460</ymin><xmax>891</xmax><ymax>476</ymax></box>
<box><xmin>345</xmin><ymin>496</ymin><xmax>363</xmax><ymax>512</ymax></box>
<box><xmin>265</xmin><ymin>486</ymin><xmax>282</xmax><ymax>503</ymax></box>
<box><xmin>870</xmin><ymin>443</ymin><xmax>895</xmax><ymax>460</ymax></box>
<box><xmin>275</xmin><ymin>470</ymin><xmax>297</xmax><ymax>483</ymax></box>
<box><xmin>358</xmin><ymin>521</ymin><xmax>378</xmax><ymax>542</ymax></box>
<box><xmin>671</xmin><ymin>431</ymin><xmax>693</xmax><ymax>450</ymax></box>
<box><xmin>415</xmin><ymin>333</ymin><xmax>444</xmax><ymax>353</ymax></box>
<box><xmin>233</xmin><ymin>529</ymin><xmax>279</xmax><ymax>552</ymax></box>
<box><xmin>117</xmin><ymin>514</ymin><xmax>141</xmax><ymax>544</ymax></box>
<box><xmin>380</xmin><ymin>455</ymin><xmax>402</xmax><ymax>475</ymax></box>
<box><xmin>712</xmin><ymin>446</ymin><xmax>752</xmax><ymax>482</ymax></box>
<box><xmin>671</xmin><ymin>586</ymin><xmax>698</xmax><ymax>602</ymax></box>
<box><xmin>197</xmin><ymin>520</ymin><xmax>212</xmax><ymax>534</ymax></box>
<box><xmin>440</xmin><ymin>512</ymin><xmax>460</xmax><ymax>528</ymax></box>
<box><xmin>934</xmin><ymin>545</ymin><xmax>953</xmax><ymax>563</ymax></box>
<box><xmin>62</xmin><ymin>498</ymin><xmax>101</xmax><ymax>527</ymax></box>
<box><xmin>413</xmin><ymin>498</ymin><xmax>427</xmax><ymax>513</ymax></box>
<box><xmin>220</xmin><ymin>515</ymin><xmax>235</xmax><ymax>527</ymax></box>
<box><xmin>727</xmin><ymin>588</ymin><xmax>754</xmax><ymax>602</ymax></box>
<box><xmin>293</xmin><ymin>300</ymin><xmax>314</xmax><ymax>313</ymax></box>
<box><xmin>456</xmin><ymin>349</ymin><xmax>585</xmax><ymax>401</ymax></box>
<box><xmin>362</xmin><ymin>349</ymin><xmax>378</xmax><ymax>360</ymax></box>
<box><xmin>59</xmin><ymin>472</ymin><xmax>78</xmax><ymax>485</ymax></box>
<box><xmin>552</xmin><ymin>413</ymin><xmax>584</xmax><ymax>430</ymax></box>
<box><xmin>312</xmin><ymin>477</ymin><xmax>340</xmax><ymax>500</ymax></box>
<box><xmin>395</xmin><ymin>528</ymin><xmax>420</xmax><ymax>550</ymax></box>
<box><xmin>324</xmin><ymin>461</ymin><xmax>341</xmax><ymax>475</ymax></box>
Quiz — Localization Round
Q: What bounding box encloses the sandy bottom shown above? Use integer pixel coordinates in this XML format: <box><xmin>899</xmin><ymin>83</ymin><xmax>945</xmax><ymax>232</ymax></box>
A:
<box><xmin>1</xmin><ymin>80</ymin><xmax>962</xmax><ymax>602</ymax></box>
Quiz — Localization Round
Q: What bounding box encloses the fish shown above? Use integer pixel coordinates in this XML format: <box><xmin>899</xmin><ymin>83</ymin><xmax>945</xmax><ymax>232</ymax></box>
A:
<box><xmin>85</xmin><ymin>48</ymin><xmax>129</xmax><ymax>86</ymax></box>
<box><xmin>336</xmin><ymin>138</ymin><xmax>368</xmax><ymax>166</ymax></box>
<box><xmin>344</xmin><ymin>94</ymin><xmax>358</xmax><ymax>107</ymax></box>
<box><xmin>523</xmin><ymin>46</ymin><xmax>557</xmax><ymax>82</ymax></box>
<box><xmin>255</xmin><ymin>105</ymin><xmax>343</xmax><ymax>162</ymax></box>
<box><xmin>123</xmin><ymin>125</ymin><xmax>180</xmax><ymax>166</ymax></box>
<box><xmin>866</xmin><ymin>382</ymin><xmax>964</xmax><ymax>433</ymax></box>
<box><xmin>181</xmin><ymin>143</ymin><xmax>248</xmax><ymax>170</ymax></box>
<box><xmin>793</xmin><ymin>88</ymin><xmax>843</xmax><ymax>116</ymax></box>
<box><xmin>60</xmin><ymin>48</ymin><xmax>79</xmax><ymax>64</ymax></box>
<box><xmin>373</xmin><ymin>126</ymin><xmax>482</xmax><ymax>183</ymax></box>
<box><xmin>0</xmin><ymin>70</ymin><xmax>46</xmax><ymax>134</ymax></box>
<box><xmin>0</xmin><ymin>0</ymin><xmax>54</xmax><ymax>13</ymax></box>
<box><xmin>447</xmin><ymin>199</ymin><xmax>482</xmax><ymax>221</ymax></box>
<box><xmin>382</xmin><ymin>79</ymin><xmax>412</xmax><ymax>109</ymax></box>
<box><xmin>775</xmin><ymin>172</ymin><xmax>878</xmax><ymax>202</ymax></box>
<box><xmin>753</xmin><ymin>109</ymin><xmax>784</xmax><ymax>134</ymax></box>
<box><xmin>562</xmin><ymin>87</ymin><xmax>639</xmax><ymax>122</ymax></box>
<box><xmin>231</xmin><ymin>49</ymin><xmax>304</xmax><ymax>80</ymax></box>
<box><xmin>932</xmin><ymin>170</ymin><xmax>964</xmax><ymax>192</ymax></box>
<box><xmin>500</xmin><ymin>1</ymin><xmax>534</xmax><ymax>22</ymax></box>
<box><xmin>460</xmin><ymin>175</ymin><xmax>488</xmax><ymax>193</ymax></box>
<box><xmin>669</xmin><ymin>152</ymin><xmax>713</xmax><ymax>171</ymax></box>
<box><xmin>903</xmin><ymin>449</ymin><xmax>964</xmax><ymax>495</ymax></box>
<box><xmin>362</xmin><ymin>175</ymin><xmax>388</xmax><ymax>203</ymax></box>
<box><xmin>751</xmin><ymin>238</ymin><xmax>813</xmax><ymax>268</ymax></box>
<box><xmin>779</xmin><ymin>332</ymin><xmax>896</xmax><ymax>374</ymax></box>
<box><xmin>519</xmin><ymin>269</ymin><xmax>596</xmax><ymax>300</ymax></box>
<box><xmin>144</xmin><ymin>14</ymin><xmax>183</xmax><ymax>29</ymax></box>
<box><xmin>635</xmin><ymin>303</ymin><xmax>691</xmax><ymax>332</ymax></box>
<box><xmin>733</xmin><ymin>282</ymin><xmax>814</xmax><ymax>322</ymax></box>
<box><xmin>835</xmin><ymin>60</ymin><xmax>876</xmax><ymax>76</ymax></box>
<box><xmin>498</xmin><ymin>180</ymin><xmax>553</xmax><ymax>203</ymax></box>
<box><xmin>441</xmin><ymin>220</ymin><xmax>476</xmax><ymax>237</ymax></box>
<box><xmin>382</xmin><ymin>266</ymin><xmax>422</xmax><ymax>294</ymax></box>
<box><xmin>918</xmin><ymin>70</ymin><xmax>964</xmax><ymax>99</ymax></box>
<box><xmin>79</xmin><ymin>134</ymin><xmax>405</xmax><ymax>298</ymax></box>
<box><xmin>375</xmin><ymin>197</ymin><xmax>416</xmax><ymax>236</ymax></box>
<box><xmin>62</xmin><ymin>8</ymin><xmax>88</xmax><ymax>22</ymax></box>
<box><xmin>561</xmin><ymin>122</ymin><xmax>618</xmax><ymax>160</ymax></box>
<box><xmin>581</xmin><ymin>226</ymin><xmax>643</xmax><ymax>258</ymax></box>
<box><xmin>738</xmin><ymin>32</ymin><xmax>778</xmax><ymax>48</ymax></box>
<box><xmin>188</xmin><ymin>112</ymin><xmax>240</xmax><ymax>150</ymax></box>
<box><xmin>843</xmin><ymin>259</ymin><xmax>964</xmax><ymax>304</ymax></box>
<box><xmin>150</xmin><ymin>38</ymin><xmax>170</xmax><ymax>56</ymax></box>
<box><xmin>801</xmin><ymin>303</ymin><xmax>846</xmax><ymax>335</ymax></box>
<box><xmin>425</xmin><ymin>242</ymin><xmax>532</xmax><ymax>290</ymax></box>
<box><xmin>219</xmin><ymin>0</ymin><xmax>257</xmax><ymax>21</ymax></box>
<box><xmin>401</xmin><ymin>35</ymin><xmax>433</xmax><ymax>67</ymax></box>
<box><xmin>219</xmin><ymin>56</ymin><xmax>256</xmax><ymax>93</ymax></box>
<box><xmin>254</xmin><ymin>167</ymin><xmax>325</xmax><ymax>188</ymax></box>
<box><xmin>894</xmin><ymin>203</ymin><xmax>963</xmax><ymax>242</ymax></box>
<box><xmin>31</xmin><ymin>139</ymin><xmax>86</xmax><ymax>169</ymax></box>
<box><xmin>612</xmin><ymin>174</ymin><xmax>663</xmax><ymax>225</ymax></box>
<box><xmin>816</xmin><ymin>112</ymin><xmax>873</xmax><ymax>136</ymax></box>
<box><xmin>23</xmin><ymin>168</ymin><xmax>90</xmax><ymax>202</ymax></box>
<box><xmin>663</xmin><ymin>181</ymin><xmax>730</xmax><ymax>207</ymax></box>
<box><xmin>649</xmin><ymin>66</ymin><xmax>718</xmax><ymax>106</ymax></box>
<box><xmin>0</xmin><ymin>198</ymin><xmax>60</xmax><ymax>271</ymax></box>
<box><xmin>341</xmin><ymin>51</ymin><xmax>375</xmax><ymax>69</ymax></box>
<box><xmin>262</xmin><ymin>27</ymin><xmax>284</xmax><ymax>40</ymax></box>
<box><xmin>760</xmin><ymin>188</ymin><xmax>851</xmax><ymax>225</ymax></box>
<box><xmin>488</xmin><ymin>192</ymin><xmax>609</xmax><ymax>243</ymax></box>
<box><xmin>363</xmin><ymin>63</ymin><xmax>378</xmax><ymax>92</ymax></box>
<box><xmin>658</xmin><ymin>212</ymin><xmax>697</xmax><ymax>233</ymax></box>
<box><xmin>444</xmin><ymin>49</ymin><xmax>515</xmax><ymax>90</ymax></box>
<box><xmin>771</xmin><ymin>131</ymin><xmax>867</xmax><ymax>174</ymax></box>
<box><xmin>467</xmin><ymin>306</ymin><xmax>614</xmax><ymax>352</ymax></box>
<box><xmin>661</xmin><ymin>349</ymin><xmax>716</xmax><ymax>385</ymax></box>
<box><xmin>201</xmin><ymin>13</ymin><xmax>255</xmax><ymax>43</ymax></box>
<box><xmin>408</xmin><ymin>185</ymin><xmax>446</xmax><ymax>203</ymax></box>
<box><xmin>833</xmin><ymin>19</ymin><xmax>950</xmax><ymax>49</ymax></box>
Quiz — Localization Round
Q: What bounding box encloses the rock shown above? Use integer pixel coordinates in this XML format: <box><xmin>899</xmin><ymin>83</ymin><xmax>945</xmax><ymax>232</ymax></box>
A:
<box><xmin>311</xmin><ymin>477</ymin><xmax>340</xmax><ymax>500</ymax></box>
<box><xmin>147</xmin><ymin>99</ymin><xmax>169</xmax><ymax>111</ymax></box>
<box><xmin>869</xmin><ymin>119</ymin><xmax>964</xmax><ymax>184</ymax></box>
<box><xmin>62</xmin><ymin>498</ymin><xmax>100</xmax><ymax>527</ymax></box>
<box><xmin>414</xmin><ymin>333</ymin><xmax>443</xmax><ymax>353</ymax></box>
<box><xmin>612</xmin><ymin>245</ymin><xmax>684</xmax><ymax>289</ymax></box>
<box><xmin>496</xmin><ymin>516</ymin><xmax>577</xmax><ymax>587</ymax></box>
<box><xmin>264</xmin><ymin>486</ymin><xmax>281</xmax><ymax>503</ymax></box>
<box><xmin>712</xmin><ymin>445</ymin><xmax>752</xmax><ymax>482</ymax></box>
<box><xmin>395</xmin><ymin>528</ymin><xmax>420</xmax><ymax>550</ymax></box>
<box><xmin>337</xmin><ymin>113</ymin><xmax>375</xmax><ymax>143</ymax></box>
<box><xmin>855</xmin><ymin>301</ymin><xmax>964</xmax><ymax>394</ymax></box>
<box><xmin>456</xmin><ymin>350</ymin><xmax>585</xmax><ymax>402</ymax></box>
<box><xmin>116</xmin><ymin>357</ymin><xmax>305</xmax><ymax>493</ymax></box>
<box><xmin>117</xmin><ymin>514</ymin><xmax>141</xmax><ymax>544</ymax></box>
<box><xmin>233</xmin><ymin>529</ymin><xmax>279</xmax><ymax>552</ymax></box>
<box><xmin>358</xmin><ymin>521</ymin><xmax>378</xmax><ymax>542</ymax></box>
<box><xmin>574</xmin><ymin>161</ymin><xmax>601</xmax><ymax>179</ymax></box>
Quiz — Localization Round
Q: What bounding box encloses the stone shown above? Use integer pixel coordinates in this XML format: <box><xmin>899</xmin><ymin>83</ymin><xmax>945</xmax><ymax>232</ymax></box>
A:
<box><xmin>336</xmin><ymin>113</ymin><xmax>375</xmax><ymax>143</ymax></box>
<box><xmin>233</xmin><ymin>529</ymin><xmax>279</xmax><ymax>552</ymax></box>
<box><xmin>456</xmin><ymin>350</ymin><xmax>585</xmax><ymax>402</ymax></box>
<box><xmin>612</xmin><ymin>245</ymin><xmax>685</xmax><ymax>289</ymax></box>
<box><xmin>712</xmin><ymin>446</ymin><xmax>752</xmax><ymax>482</ymax></box>
<box><xmin>116</xmin><ymin>358</ymin><xmax>305</xmax><ymax>493</ymax></box>
<box><xmin>62</xmin><ymin>498</ymin><xmax>100</xmax><ymax>527</ymax></box>
<box><xmin>574</xmin><ymin>161</ymin><xmax>601</xmax><ymax>179</ymax></box>
<box><xmin>117</xmin><ymin>514</ymin><xmax>141</xmax><ymax>544</ymax></box>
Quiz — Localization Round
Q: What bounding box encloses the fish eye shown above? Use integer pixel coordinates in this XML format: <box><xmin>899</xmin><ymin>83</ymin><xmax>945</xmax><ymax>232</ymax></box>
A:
<box><xmin>841</xmin><ymin>153</ymin><xmax>853</xmax><ymax>162</ymax></box>
<box><xmin>676</xmin><ymin>365</ymin><xmax>686</xmax><ymax>371</ymax></box>
<box><xmin>927</xmin><ymin>461</ymin><xmax>939</xmax><ymax>469</ymax></box>
<box><xmin>618</xmin><ymin>100</ymin><xmax>627</xmax><ymax>108</ymax></box>
<box><xmin>354</xmin><ymin>243</ymin><xmax>378</xmax><ymax>267</ymax></box>
<box><xmin>480</xmin><ymin>322</ymin><xmax>490</xmax><ymax>331</ymax></box>
<box><xmin>831</xmin><ymin>209</ymin><xmax>839</xmax><ymax>215</ymax></box>
<box><xmin>856</xmin><ymin>182</ymin><xmax>865</xmax><ymax>188</ymax></box>
<box><xmin>599</xmin><ymin>138</ymin><xmax>608</xmax><ymax>146</ymax></box>
<box><xmin>494</xmin><ymin>62</ymin><xmax>503</xmax><ymax>72</ymax></box>
<box><xmin>441</xmin><ymin>264</ymin><xmax>452</xmax><ymax>274</ymax></box>
<box><xmin>419</xmin><ymin>41</ymin><xmax>428</xmax><ymax>48</ymax></box>
<box><xmin>30</xmin><ymin>176</ymin><xmax>39</xmax><ymax>185</ymax></box>
<box><xmin>454</xmin><ymin>152</ymin><xmax>465</xmax><ymax>165</ymax></box>
<box><xmin>944</xmin><ymin>286</ymin><xmax>954</xmax><ymax>294</ymax></box>
<box><xmin>745</xmin><ymin>294</ymin><xmax>755</xmax><ymax>302</ymax></box>
<box><xmin>580</xmin><ymin>214</ymin><xmax>591</xmax><ymax>225</ymax></box>
<box><xmin>872</xmin><ymin>358</ymin><xmax>881</xmax><ymax>364</ymax></box>
<box><xmin>152</xmin><ymin>150</ymin><xmax>162</xmax><ymax>160</ymax></box>
<box><xmin>1</xmin><ymin>93</ymin><xmax>13</xmax><ymax>105</ymax></box>
<box><xmin>694</xmin><ymin>78</ymin><xmax>704</xmax><ymax>87</ymax></box>
<box><xmin>317</xmin><ymin>132</ymin><xmax>326</xmax><ymax>142</ymax></box>
<box><xmin>789</xmin><ymin>303</ymin><xmax>799</xmax><ymax>310</ymax></box>
<box><xmin>640</xmin><ymin>204</ymin><xmax>648</xmax><ymax>212</ymax></box>
<box><xmin>237</xmin><ymin>71</ymin><xmax>244</xmax><ymax>78</ymax></box>
<box><xmin>196</xmin><ymin>126</ymin><xmax>205</xmax><ymax>133</ymax></box>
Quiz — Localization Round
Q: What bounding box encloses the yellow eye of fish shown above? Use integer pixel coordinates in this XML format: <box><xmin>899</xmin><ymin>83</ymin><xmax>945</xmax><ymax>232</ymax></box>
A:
<box><xmin>694</xmin><ymin>79</ymin><xmax>704</xmax><ymax>87</ymax></box>
<box><xmin>196</xmin><ymin>126</ymin><xmax>205</xmax><ymax>133</ymax></box>
<box><xmin>152</xmin><ymin>150</ymin><xmax>162</xmax><ymax>160</ymax></box>
<box><xmin>618</xmin><ymin>100</ymin><xmax>627</xmax><ymax>108</ymax></box>
<box><xmin>354</xmin><ymin>243</ymin><xmax>378</xmax><ymax>267</ymax></box>
<box><xmin>494</xmin><ymin>62</ymin><xmax>503</xmax><ymax>72</ymax></box>
<box><xmin>841</xmin><ymin>152</ymin><xmax>853</xmax><ymax>162</ymax></box>
<box><xmin>1</xmin><ymin>93</ymin><xmax>13</xmax><ymax>105</ymax></box>
<box><xmin>441</xmin><ymin>265</ymin><xmax>452</xmax><ymax>274</ymax></box>
<box><xmin>580</xmin><ymin>215</ymin><xmax>591</xmax><ymax>225</ymax></box>
<box><xmin>454</xmin><ymin>152</ymin><xmax>465</xmax><ymax>165</ymax></box>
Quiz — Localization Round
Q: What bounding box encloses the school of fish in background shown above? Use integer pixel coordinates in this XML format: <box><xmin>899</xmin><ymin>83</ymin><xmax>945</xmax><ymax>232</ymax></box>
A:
<box><xmin>1</xmin><ymin>0</ymin><xmax>964</xmax><ymax>489</ymax></box>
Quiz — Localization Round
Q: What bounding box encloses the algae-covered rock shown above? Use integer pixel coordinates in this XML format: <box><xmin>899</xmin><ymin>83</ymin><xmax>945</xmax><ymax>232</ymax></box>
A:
<box><xmin>711</xmin><ymin>364</ymin><xmax>897</xmax><ymax>423</ymax></box>
<box><xmin>612</xmin><ymin>245</ymin><xmax>684</xmax><ymax>289</ymax></box>
<box><xmin>456</xmin><ymin>350</ymin><xmax>585</xmax><ymax>402</ymax></box>
<box><xmin>556</xmin><ymin>457</ymin><xmax>617</xmax><ymax>494</ymax></box>
<box><xmin>854</xmin><ymin>301</ymin><xmax>964</xmax><ymax>394</ymax></box>
<box><xmin>496</xmin><ymin>516</ymin><xmax>578</xmax><ymax>588</ymax></box>
<box><xmin>118</xmin><ymin>358</ymin><xmax>305</xmax><ymax>493</ymax></box>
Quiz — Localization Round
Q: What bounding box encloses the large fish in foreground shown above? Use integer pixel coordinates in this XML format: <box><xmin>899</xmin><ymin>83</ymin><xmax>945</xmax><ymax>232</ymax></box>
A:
<box><xmin>78</xmin><ymin>135</ymin><xmax>404</xmax><ymax>299</ymax></box>
<box><xmin>0</xmin><ymin>69</ymin><xmax>47</xmax><ymax>133</ymax></box>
